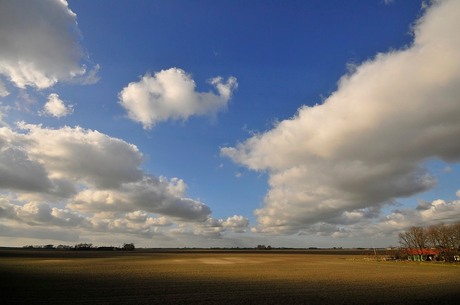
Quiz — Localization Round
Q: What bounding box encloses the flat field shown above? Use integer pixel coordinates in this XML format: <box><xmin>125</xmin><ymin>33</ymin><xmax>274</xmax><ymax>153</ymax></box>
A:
<box><xmin>0</xmin><ymin>249</ymin><xmax>458</xmax><ymax>304</ymax></box>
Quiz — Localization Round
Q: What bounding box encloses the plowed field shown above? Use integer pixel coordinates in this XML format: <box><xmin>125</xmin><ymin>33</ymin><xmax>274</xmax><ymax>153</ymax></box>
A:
<box><xmin>1</xmin><ymin>250</ymin><xmax>458</xmax><ymax>304</ymax></box>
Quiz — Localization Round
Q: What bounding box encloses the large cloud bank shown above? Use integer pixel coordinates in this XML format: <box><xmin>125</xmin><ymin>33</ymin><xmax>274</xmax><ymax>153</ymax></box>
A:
<box><xmin>222</xmin><ymin>0</ymin><xmax>460</xmax><ymax>235</ymax></box>
<box><xmin>119</xmin><ymin>68</ymin><xmax>237</xmax><ymax>129</ymax></box>
<box><xmin>0</xmin><ymin>124</ymin><xmax>248</xmax><ymax>243</ymax></box>
<box><xmin>0</xmin><ymin>0</ymin><xmax>97</xmax><ymax>89</ymax></box>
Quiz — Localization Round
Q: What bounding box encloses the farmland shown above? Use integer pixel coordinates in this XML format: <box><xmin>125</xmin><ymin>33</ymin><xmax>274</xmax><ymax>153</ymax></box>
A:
<box><xmin>0</xmin><ymin>249</ymin><xmax>459</xmax><ymax>304</ymax></box>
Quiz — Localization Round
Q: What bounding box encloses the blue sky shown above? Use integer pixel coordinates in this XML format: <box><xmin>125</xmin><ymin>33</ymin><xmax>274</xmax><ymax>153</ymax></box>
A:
<box><xmin>0</xmin><ymin>0</ymin><xmax>459</xmax><ymax>248</ymax></box>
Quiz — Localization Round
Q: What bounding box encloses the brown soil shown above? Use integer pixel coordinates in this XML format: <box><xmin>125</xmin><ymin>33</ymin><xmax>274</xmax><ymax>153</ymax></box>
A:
<box><xmin>1</xmin><ymin>249</ymin><xmax>458</xmax><ymax>304</ymax></box>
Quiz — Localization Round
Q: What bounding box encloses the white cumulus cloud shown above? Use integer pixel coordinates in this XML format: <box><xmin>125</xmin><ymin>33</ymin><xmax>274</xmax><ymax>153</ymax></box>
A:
<box><xmin>43</xmin><ymin>93</ymin><xmax>73</xmax><ymax>118</ymax></box>
<box><xmin>0</xmin><ymin>0</ymin><xmax>98</xmax><ymax>89</ymax></box>
<box><xmin>1</xmin><ymin>121</ymin><xmax>246</xmax><ymax>243</ymax></box>
<box><xmin>119</xmin><ymin>68</ymin><xmax>237</xmax><ymax>129</ymax></box>
<box><xmin>13</xmin><ymin>123</ymin><xmax>144</xmax><ymax>189</ymax></box>
<box><xmin>222</xmin><ymin>0</ymin><xmax>460</xmax><ymax>234</ymax></box>
<box><xmin>171</xmin><ymin>215</ymin><xmax>250</xmax><ymax>238</ymax></box>
<box><xmin>68</xmin><ymin>176</ymin><xmax>211</xmax><ymax>221</ymax></box>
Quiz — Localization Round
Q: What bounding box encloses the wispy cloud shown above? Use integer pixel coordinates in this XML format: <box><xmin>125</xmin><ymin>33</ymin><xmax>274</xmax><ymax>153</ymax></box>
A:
<box><xmin>0</xmin><ymin>81</ymin><xmax>9</xmax><ymax>97</ymax></box>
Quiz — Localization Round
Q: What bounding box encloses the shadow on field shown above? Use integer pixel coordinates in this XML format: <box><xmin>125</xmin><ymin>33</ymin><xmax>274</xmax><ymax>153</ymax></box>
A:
<box><xmin>1</xmin><ymin>250</ymin><xmax>458</xmax><ymax>305</ymax></box>
<box><xmin>1</xmin><ymin>269</ymin><xmax>458</xmax><ymax>305</ymax></box>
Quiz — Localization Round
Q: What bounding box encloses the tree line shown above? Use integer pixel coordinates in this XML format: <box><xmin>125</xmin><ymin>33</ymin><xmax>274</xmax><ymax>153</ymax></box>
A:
<box><xmin>23</xmin><ymin>243</ymin><xmax>135</xmax><ymax>251</ymax></box>
<box><xmin>398</xmin><ymin>222</ymin><xmax>460</xmax><ymax>262</ymax></box>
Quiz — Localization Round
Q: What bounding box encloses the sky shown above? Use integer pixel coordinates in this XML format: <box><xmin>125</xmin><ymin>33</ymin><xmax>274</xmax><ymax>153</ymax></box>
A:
<box><xmin>0</xmin><ymin>0</ymin><xmax>459</xmax><ymax>248</ymax></box>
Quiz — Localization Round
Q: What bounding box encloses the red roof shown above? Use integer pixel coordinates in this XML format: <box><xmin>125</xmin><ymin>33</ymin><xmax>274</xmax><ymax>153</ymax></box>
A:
<box><xmin>405</xmin><ymin>248</ymin><xmax>440</xmax><ymax>255</ymax></box>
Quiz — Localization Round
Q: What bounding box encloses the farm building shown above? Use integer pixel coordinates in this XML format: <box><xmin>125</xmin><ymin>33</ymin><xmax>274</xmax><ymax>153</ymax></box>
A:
<box><xmin>405</xmin><ymin>248</ymin><xmax>440</xmax><ymax>261</ymax></box>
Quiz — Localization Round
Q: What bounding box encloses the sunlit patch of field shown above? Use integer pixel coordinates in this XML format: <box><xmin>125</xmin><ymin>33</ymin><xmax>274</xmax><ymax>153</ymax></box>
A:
<box><xmin>0</xmin><ymin>250</ymin><xmax>459</xmax><ymax>304</ymax></box>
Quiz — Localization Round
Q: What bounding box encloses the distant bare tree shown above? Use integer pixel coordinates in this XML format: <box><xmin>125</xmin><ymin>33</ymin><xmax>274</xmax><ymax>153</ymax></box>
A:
<box><xmin>56</xmin><ymin>244</ymin><xmax>72</xmax><ymax>250</ymax></box>
<box><xmin>122</xmin><ymin>243</ymin><xmax>135</xmax><ymax>251</ymax></box>
<box><xmin>426</xmin><ymin>224</ymin><xmax>448</xmax><ymax>249</ymax></box>
<box><xmin>399</xmin><ymin>226</ymin><xmax>427</xmax><ymax>253</ymax></box>
<box><xmin>443</xmin><ymin>222</ymin><xmax>460</xmax><ymax>261</ymax></box>
<box><xmin>400</xmin><ymin>222</ymin><xmax>460</xmax><ymax>262</ymax></box>
<box><xmin>74</xmin><ymin>243</ymin><xmax>93</xmax><ymax>250</ymax></box>
<box><xmin>452</xmin><ymin>222</ymin><xmax>460</xmax><ymax>249</ymax></box>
